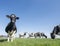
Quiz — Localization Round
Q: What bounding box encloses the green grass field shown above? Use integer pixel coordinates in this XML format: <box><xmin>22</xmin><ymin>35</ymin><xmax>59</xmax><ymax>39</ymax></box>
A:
<box><xmin>0</xmin><ymin>38</ymin><xmax>60</xmax><ymax>46</ymax></box>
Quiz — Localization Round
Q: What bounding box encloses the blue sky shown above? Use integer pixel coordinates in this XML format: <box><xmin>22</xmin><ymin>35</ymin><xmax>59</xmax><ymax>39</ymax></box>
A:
<box><xmin>0</xmin><ymin>0</ymin><xmax>60</xmax><ymax>37</ymax></box>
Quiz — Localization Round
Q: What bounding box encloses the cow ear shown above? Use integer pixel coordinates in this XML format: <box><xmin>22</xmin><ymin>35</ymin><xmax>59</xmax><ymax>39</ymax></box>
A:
<box><xmin>6</xmin><ymin>15</ymin><xmax>10</xmax><ymax>18</ymax></box>
<box><xmin>16</xmin><ymin>17</ymin><xmax>19</xmax><ymax>20</ymax></box>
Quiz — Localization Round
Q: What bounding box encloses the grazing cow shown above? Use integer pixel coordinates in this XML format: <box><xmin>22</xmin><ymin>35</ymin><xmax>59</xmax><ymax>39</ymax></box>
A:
<box><xmin>28</xmin><ymin>33</ymin><xmax>34</xmax><ymax>38</ymax></box>
<box><xmin>50</xmin><ymin>25</ymin><xmax>60</xmax><ymax>39</ymax></box>
<box><xmin>5</xmin><ymin>14</ymin><xmax>19</xmax><ymax>42</ymax></box>
<box><xmin>19</xmin><ymin>32</ymin><xmax>27</xmax><ymax>38</ymax></box>
<box><xmin>34</xmin><ymin>32</ymin><xmax>47</xmax><ymax>38</ymax></box>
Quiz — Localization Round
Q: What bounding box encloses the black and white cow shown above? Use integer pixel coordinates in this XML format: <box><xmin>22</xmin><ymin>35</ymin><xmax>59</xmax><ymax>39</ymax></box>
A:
<box><xmin>34</xmin><ymin>32</ymin><xmax>47</xmax><ymax>38</ymax></box>
<box><xmin>5</xmin><ymin>14</ymin><xmax>19</xmax><ymax>42</ymax></box>
<box><xmin>28</xmin><ymin>33</ymin><xmax>34</xmax><ymax>38</ymax></box>
<box><xmin>50</xmin><ymin>25</ymin><xmax>60</xmax><ymax>39</ymax></box>
<box><xmin>19</xmin><ymin>32</ymin><xmax>27</xmax><ymax>38</ymax></box>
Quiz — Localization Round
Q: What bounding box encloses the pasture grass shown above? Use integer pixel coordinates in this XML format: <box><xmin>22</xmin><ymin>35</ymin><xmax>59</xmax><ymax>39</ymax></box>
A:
<box><xmin>0</xmin><ymin>38</ymin><xmax>60</xmax><ymax>46</ymax></box>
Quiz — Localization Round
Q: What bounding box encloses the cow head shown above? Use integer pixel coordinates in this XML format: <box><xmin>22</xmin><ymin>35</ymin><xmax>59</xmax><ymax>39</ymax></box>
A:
<box><xmin>50</xmin><ymin>33</ymin><xmax>55</xmax><ymax>39</ymax></box>
<box><xmin>6</xmin><ymin>14</ymin><xmax>19</xmax><ymax>23</ymax></box>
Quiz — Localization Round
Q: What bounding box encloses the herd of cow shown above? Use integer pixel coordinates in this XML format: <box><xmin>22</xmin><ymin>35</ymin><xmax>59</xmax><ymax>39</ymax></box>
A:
<box><xmin>3</xmin><ymin>14</ymin><xmax>60</xmax><ymax>42</ymax></box>
<box><xmin>19</xmin><ymin>32</ymin><xmax>47</xmax><ymax>38</ymax></box>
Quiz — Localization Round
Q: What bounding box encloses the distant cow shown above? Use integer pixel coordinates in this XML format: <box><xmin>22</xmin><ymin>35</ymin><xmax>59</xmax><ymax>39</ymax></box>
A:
<box><xmin>50</xmin><ymin>25</ymin><xmax>60</xmax><ymax>39</ymax></box>
<box><xmin>34</xmin><ymin>32</ymin><xmax>47</xmax><ymax>38</ymax></box>
<box><xmin>5</xmin><ymin>14</ymin><xmax>19</xmax><ymax>42</ymax></box>
<box><xmin>19</xmin><ymin>32</ymin><xmax>27</xmax><ymax>38</ymax></box>
<box><xmin>28</xmin><ymin>33</ymin><xmax>34</xmax><ymax>38</ymax></box>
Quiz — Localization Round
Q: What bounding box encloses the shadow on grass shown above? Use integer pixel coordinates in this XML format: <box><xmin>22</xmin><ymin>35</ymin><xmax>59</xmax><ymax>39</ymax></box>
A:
<box><xmin>0</xmin><ymin>39</ymin><xmax>7</xmax><ymax>42</ymax></box>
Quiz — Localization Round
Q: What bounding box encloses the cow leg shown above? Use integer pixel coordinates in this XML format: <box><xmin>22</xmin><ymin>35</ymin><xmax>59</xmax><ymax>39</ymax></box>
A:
<box><xmin>7</xmin><ymin>33</ymin><xmax>10</xmax><ymax>42</ymax></box>
<box><xmin>10</xmin><ymin>36</ymin><xmax>13</xmax><ymax>42</ymax></box>
<box><xmin>10</xmin><ymin>31</ymin><xmax>16</xmax><ymax>42</ymax></box>
<box><xmin>7</xmin><ymin>31</ymin><xmax>12</xmax><ymax>42</ymax></box>
<box><xmin>39</xmin><ymin>33</ymin><xmax>41</xmax><ymax>38</ymax></box>
<box><xmin>7</xmin><ymin>36</ymin><xmax>9</xmax><ymax>42</ymax></box>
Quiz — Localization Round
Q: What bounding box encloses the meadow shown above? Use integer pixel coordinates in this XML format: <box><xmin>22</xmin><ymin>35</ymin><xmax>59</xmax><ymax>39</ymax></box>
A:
<box><xmin>0</xmin><ymin>38</ymin><xmax>60</xmax><ymax>46</ymax></box>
